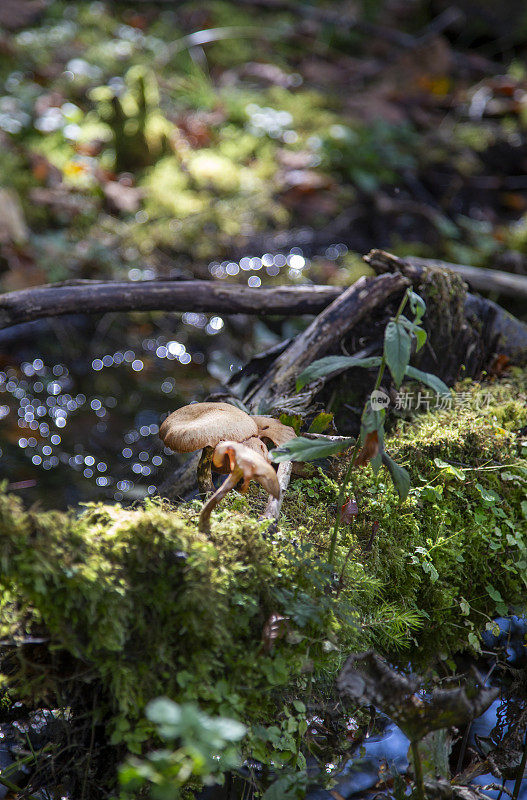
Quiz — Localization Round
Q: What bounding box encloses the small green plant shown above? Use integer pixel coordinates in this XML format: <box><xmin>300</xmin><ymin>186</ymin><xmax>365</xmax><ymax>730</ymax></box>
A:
<box><xmin>119</xmin><ymin>697</ymin><xmax>246</xmax><ymax>799</ymax></box>
<box><xmin>271</xmin><ymin>287</ymin><xmax>449</xmax><ymax>564</ymax></box>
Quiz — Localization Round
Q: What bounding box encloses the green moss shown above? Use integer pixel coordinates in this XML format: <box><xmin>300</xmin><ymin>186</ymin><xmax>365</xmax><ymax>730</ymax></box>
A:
<box><xmin>0</xmin><ymin>378</ymin><xmax>525</xmax><ymax>789</ymax></box>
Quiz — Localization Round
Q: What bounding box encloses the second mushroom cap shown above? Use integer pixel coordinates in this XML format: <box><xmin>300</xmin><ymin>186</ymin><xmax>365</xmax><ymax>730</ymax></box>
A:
<box><xmin>251</xmin><ymin>415</ymin><xmax>296</xmax><ymax>447</ymax></box>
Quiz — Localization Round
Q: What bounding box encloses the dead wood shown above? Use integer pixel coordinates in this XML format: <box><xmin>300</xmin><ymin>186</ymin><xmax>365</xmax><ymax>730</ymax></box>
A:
<box><xmin>369</xmin><ymin>250</ymin><xmax>527</xmax><ymax>300</ymax></box>
<box><xmin>243</xmin><ymin>273</ymin><xmax>410</xmax><ymax>413</ymax></box>
<box><xmin>0</xmin><ymin>280</ymin><xmax>341</xmax><ymax>330</ymax></box>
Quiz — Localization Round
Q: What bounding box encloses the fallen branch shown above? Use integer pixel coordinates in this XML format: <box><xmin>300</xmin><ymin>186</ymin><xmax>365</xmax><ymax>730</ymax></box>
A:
<box><xmin>365</xmin><ymin>250</ymin><xmax>527</xmax><ymax>365</ymax></box>
<box><xmin>0</xmin><ymin>280</ymin><xmax>340</xmax><ymax>330</ymax></box>
<box><xmin>1</xmin><ymin>257</ymin><xmax>526</xmax><ymax>333</ymax></box>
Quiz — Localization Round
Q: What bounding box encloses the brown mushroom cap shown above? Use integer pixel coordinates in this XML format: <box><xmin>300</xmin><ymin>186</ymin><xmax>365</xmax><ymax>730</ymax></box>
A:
<box><xmin>212</xmin><ymin>441</ymin><xmax>280</xmax><ymax>498</ymax></box>
<box><xmin>159</xmin><ymin>402</ymin><xmax>258</xmax><ymax>453</ymax></box>
<box><xmin>251</xmin><ymin>415</ymin><xmax>296</xmax><ymax>447</ymax></box>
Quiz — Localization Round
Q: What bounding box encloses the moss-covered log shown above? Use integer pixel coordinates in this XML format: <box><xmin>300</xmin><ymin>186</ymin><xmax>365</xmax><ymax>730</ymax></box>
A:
<box><xmin>0</xmin><ymin>374</ymin><xmax>525</xmax><ymax>796</ymax></box>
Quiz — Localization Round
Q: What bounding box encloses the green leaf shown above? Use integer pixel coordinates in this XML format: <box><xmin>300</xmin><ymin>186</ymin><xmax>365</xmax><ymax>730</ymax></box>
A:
<box><xmin>381</xmin><ymin>452</ymin><xmax>411</xmax><ymax>501</ymax></box>
<box><xmin>408</xmin><ymin>290</ymin><xmax>426</xmax><ymax>323</ymax></box>
<box><xmin>360</xmin><ymin>406</ymin><xmax>385</xmax><ymax>473</ymax></box>
<box><xmin>270</xmin><ymin>436</ymin><xmax>354</xmax><ymax>463</ymax></box>
<box><xmin>370</xmin><ymin>450</ymin><xmax>383</xmax><ymax>475</ymax></box>
<box><xmin>209</xmin><ymin>717</ymin><xmax>247</xmax><ymax>742</ymax></box>
<box><xmin>397</xmin><ymin>316</ymin><xmax>427</xmax><ymax>352</ymax></box>
<box><xmin>420</xmin><ymin>486</ymin><xmax>443</xmax><ymax>503</ymax></box>
<box><xmin>308</xmin><ymin>412</ymin><xmax>333</xmax><ymax>434</ymax></box>
<box><xmin>422</xmin><ymin>561</ymin><xmax>439</xmax><ymax>582</ymax></box>
<box><xmin>361</xmin><ymin>405</ymin><xmax>385</xmax><ymax>435</ymax></box>
<box><xmin>263</xmin><ymin>773</ymin><xmax>307</xmax><ymax>800</ymax></box>
<box><xmin>404</xmin><ymin>366</ymin><xmax>450</xmax><ymax>397</ymax></box>
<box><xmin>296</xmin><ymin>356</ymin><xmax>382</xmax><ymax>391</ymax></box>
<box><xmin>384</xmin><ymin>321</ymin><xmax>411</xmax><ymax>388</ymax></box>
<box><xmin>279</xmin><ymin>413</ymin><xmax>302</xmax><ymax>435</ymax></box>
<box><xmin>476</xmin><ymin>483</ymin><xmax>500</xmax><ymax>504</ymax></box>
<box><xmin>413</xmin><ymin>326</ymin><xmax>427</xmax><ymax>352</ymax></box>
<box><xmin>146</xmin><ymin>697</ymin><xmax>181</xmax><ymax>728</ymax></box>
<box><xmin>486</xmin><ymin>584</ymin><xmax>504</xmax><ymax>603</ymax></box>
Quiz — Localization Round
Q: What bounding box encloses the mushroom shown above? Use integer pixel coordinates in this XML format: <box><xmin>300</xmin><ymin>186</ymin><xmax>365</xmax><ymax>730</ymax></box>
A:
<box><xmin>199</xmin><ymin>441</ymin><xmax>280</xmax><ymax>533</ymax></box>
<box><xmin>159</xmin><ymin>402</ymin><xmax>258</xmax><ymax>496</ymax></box>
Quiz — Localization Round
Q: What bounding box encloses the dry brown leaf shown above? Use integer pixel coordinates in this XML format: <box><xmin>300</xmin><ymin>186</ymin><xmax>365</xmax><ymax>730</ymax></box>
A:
<box><xmin>355</xmin><ymin>430</ymin><xmax>379</xmax><ymax>467</ymax></box>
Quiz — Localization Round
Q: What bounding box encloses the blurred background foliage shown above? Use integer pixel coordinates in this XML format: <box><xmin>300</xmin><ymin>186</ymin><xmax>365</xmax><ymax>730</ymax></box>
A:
<box><xmin>1</xmin><ymin>0</ymin><xmax>527</xmax><ymax>508</ymax></box>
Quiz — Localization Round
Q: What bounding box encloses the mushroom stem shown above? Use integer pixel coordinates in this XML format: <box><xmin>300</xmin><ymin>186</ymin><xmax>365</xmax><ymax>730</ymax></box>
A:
<box><xmin>197</xmin><ymin>446</ymin><xmax>215</xmax><ymax>498</ymax></box>
<box><xmin>199</xmin><ymin>467</ymin><xmax>243</xmax><ymax>533</ymax></box>
<box><xmin>261</xmin><ymin>460</ymin><xmax>291</xmax><ymax>526</ymax></box>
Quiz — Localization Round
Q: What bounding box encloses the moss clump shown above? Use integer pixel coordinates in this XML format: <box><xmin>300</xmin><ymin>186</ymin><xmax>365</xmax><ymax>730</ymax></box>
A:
<box><xmin>0</xmin><ymin>375</ymin><xmax>525</xmax><ymax>794</ymax></box>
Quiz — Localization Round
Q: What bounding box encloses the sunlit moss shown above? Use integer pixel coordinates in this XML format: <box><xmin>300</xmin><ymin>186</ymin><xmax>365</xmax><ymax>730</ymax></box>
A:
<box><xmin>142</xmin><ymin>157</ymin><xmax>204</xmax><ymax>217</ymax></box>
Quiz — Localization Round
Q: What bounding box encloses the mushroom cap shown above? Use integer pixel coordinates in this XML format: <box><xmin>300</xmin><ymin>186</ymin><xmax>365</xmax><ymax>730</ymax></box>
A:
<box><xmin>159</xmin><ymin>402</ymin><xmax>258</xmax><ymax>453</ymax></box>
<box><xmin>212</xmin><ymin>441</ymin><xmax>280</xmax><ymax>498</ymax></box>
<box><xmin>251</xmin><ymin>415</ymin><xmax>296</xmax><ymax>447</ymax></box>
